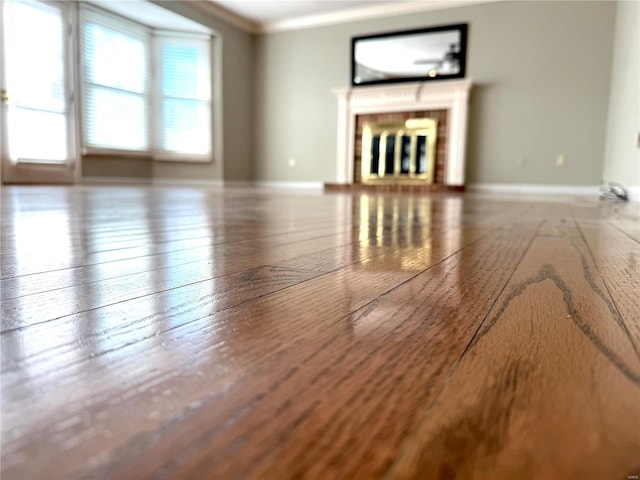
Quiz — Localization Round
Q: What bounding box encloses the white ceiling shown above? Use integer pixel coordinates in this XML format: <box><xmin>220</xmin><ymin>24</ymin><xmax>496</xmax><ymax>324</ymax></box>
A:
<box><xmin>212</xmin><ymin>0</ymin><xmax>403</xmax><ymax>24</ymax></box>
<box><xmin>209</xmin><ymin>0</ymin><xmax>491</xmax><ymax>33</ymax></box>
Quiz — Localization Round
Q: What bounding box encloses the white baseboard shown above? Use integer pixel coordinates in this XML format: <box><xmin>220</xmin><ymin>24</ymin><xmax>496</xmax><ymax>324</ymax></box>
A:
<box><xmin>221</xmin><ymin>180</ymin><xmax>255</xmax><ymax>188</ymax></box>
<box><xmin>82</xmin><ymin>176</ymin><xmax>152</xmax><ymax>185</ymax></box>
<box><xmin>82</xmin><ymin>176</ymin><xmax>224</xmax><ymax>187</ymax></box>
<box><xmin>468</xmin><ymin>183</ymin><xmax>601</xmax><ymax>196</ymax></box>
<box><xmin>79</xmin><ymin>179</ymin><xmax>637</xmax><ymax>201</ymax></box>
<box><xmin>81</xmin><ymin>177</ymin><xmax>323</xmax><ymax>190</ymax></box>
<box><xmin>250</xmin><ymin>181</ymin><xmax>324</xmax><ymax>190</ymax></box>
<box><xmin>152</xmin><ymin>178</ymin><xmax>224</xmax><ymax>187</ymax></box>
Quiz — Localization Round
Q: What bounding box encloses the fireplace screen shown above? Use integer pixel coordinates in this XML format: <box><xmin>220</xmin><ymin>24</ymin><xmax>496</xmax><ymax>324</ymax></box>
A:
<box><xmin>361</xmin><ymin>118</ymin><xmax>438</xmax><ymax>184</ymax></box>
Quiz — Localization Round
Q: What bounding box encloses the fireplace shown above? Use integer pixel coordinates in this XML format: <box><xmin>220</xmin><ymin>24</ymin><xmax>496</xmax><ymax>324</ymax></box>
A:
<box><xmin>331</xmin><ymin>80</ymin><xmax>472</xmax><ymax>190</ymax></box>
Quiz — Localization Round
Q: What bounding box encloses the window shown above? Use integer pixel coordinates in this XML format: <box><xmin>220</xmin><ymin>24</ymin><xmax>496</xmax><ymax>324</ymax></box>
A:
<box><xmin>157</xmin><ymin>35</ymin><xmax>211</xmax><ymax>156</ymax></box>
<box><xmin>80</xmin><ymin>6</ymin><xmax>212</xmax><ymax>160</ymax></box>
<box><xmin>82</xmin><ymin>9</ymin><xmax>149</xmax><ymax>151</ymax></box>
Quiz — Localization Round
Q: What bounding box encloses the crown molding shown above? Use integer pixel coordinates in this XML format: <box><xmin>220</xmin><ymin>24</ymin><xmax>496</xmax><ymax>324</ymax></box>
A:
<box><xmin>187</xmin><ymin>0</ymin><xmax>261</xmax><ymax>34</ymax></box>
<box><xmin>260</xmin><ymin>0</ymin><xmax>502</xmax><ymax>34</ymax></box>
<box><xmin>199</xmin><ymin>0</ymin><xmax>501</xmax><ymax>35</ymax></box>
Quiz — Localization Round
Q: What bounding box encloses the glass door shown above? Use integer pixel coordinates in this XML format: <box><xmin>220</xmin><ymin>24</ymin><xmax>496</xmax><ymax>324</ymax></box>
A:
<box><xmin>1</xmin><ymin>0</ymin><xmax>77</xmax><ymax>183</ymax></box>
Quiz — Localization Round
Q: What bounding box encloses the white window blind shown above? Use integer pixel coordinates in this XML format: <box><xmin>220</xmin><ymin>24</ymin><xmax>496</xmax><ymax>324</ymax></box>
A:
<box><xmin>157</xmin><ymin>35</ymin><xmax>211</xmax><ymax>156</ymax></box>
<box><xmin>81</xmin><ymin>8</ymin><xmax>150</xmax><ymax>152</ymax></box>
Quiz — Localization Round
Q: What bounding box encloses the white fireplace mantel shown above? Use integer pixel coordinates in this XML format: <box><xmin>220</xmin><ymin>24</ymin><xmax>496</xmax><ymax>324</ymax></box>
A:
<box><xmin>332</xmin><ymin>79</ymin><xmax>473</xmax><ymax>185</ymax></box>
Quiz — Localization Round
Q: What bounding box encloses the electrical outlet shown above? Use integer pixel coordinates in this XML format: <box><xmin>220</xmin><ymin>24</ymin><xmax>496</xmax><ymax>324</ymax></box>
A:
<box><xmin>517</xmin><ymin>155</ymin><xmax>527</xmax><ymax>167</ymax></box>
<box><xmin>555</xmin><ymin>154</ymin><xmax>566</xmax><ymax>167</ymax></box>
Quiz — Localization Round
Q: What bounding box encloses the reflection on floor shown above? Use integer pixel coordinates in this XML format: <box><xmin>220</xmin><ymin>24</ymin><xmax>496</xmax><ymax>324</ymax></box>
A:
<box><xmin>1</xmin><ymin>185</ymin><xmax>639</xmax><ymax>479</ymax></box>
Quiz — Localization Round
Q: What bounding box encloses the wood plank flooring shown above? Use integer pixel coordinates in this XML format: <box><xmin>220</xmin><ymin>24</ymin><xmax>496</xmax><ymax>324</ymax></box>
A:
<box><xmin>1</xmin><ymin>185</ymin><xmax>639</xmax><ymax>479</ymax></box>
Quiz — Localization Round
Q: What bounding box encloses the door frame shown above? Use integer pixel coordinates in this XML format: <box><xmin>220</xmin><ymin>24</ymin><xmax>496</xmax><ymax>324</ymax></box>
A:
<box><xmin>0</xmin><ymin>0</ymin><xmax>80</xmax><ymax>184</ymax></box>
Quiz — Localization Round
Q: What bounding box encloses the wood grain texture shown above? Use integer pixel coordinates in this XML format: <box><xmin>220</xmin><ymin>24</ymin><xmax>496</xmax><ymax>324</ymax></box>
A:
<box><xmin>388</xmin><ymin>215</ymin><xmax>640</xmax><ymax>480</ymax></box>
<box><xmin>1</xmin><ymin>186</ymin><xmax>639</xmax><ymax>479</ymax></box>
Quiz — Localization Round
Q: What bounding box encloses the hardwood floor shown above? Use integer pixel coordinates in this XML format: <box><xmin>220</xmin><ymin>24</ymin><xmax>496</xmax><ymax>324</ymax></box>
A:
<box><xmin>1</xmin><ymin>185</ymin><xmax>638</xmax><ymax>479</ymax></box>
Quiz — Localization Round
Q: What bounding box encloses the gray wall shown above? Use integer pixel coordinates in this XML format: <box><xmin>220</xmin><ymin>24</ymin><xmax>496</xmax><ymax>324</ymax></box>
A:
<box><xmin>83</xmin><ymin>0</ymin><xmax>256</xmax><ymax>182</ymax></box>
<box><xmin>255</xmin><ymin>1</ymin><xmax>616</xmax><ymax>185</ymax></box>
<box><xmin>603</xmin><ymin>0</ymin><xmax>640</xmax><ymax>190</ymax></box>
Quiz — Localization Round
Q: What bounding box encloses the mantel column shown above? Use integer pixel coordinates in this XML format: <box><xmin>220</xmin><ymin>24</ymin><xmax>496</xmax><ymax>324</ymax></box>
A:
<box><xmin>333</xmin><ymin>88</ymin><xmax>351</xmax><ymax>184</ymax></box>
